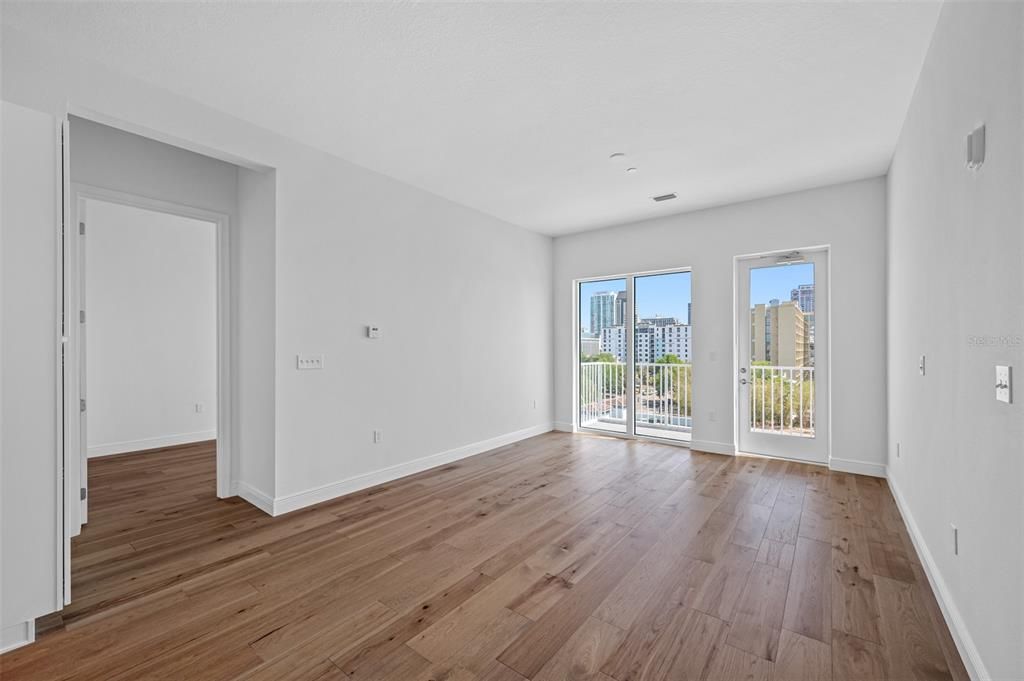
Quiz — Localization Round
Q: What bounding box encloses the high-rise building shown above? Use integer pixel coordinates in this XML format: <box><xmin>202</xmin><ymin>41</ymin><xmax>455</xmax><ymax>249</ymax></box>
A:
<box><xmin>639</xmin><ymin>316</ymin><xmax>680</xmax><ymax>327</ymax></box>
<box><xmin>589</xmin><ymin>291</ymin><xmax>618</xmax><ymax>337</ymax></box>
<box><xmin>790</xmin><ymin>284</ymin><xmax>814</xmax><ymax>314</ymax></box>
<box><xmin>599</xmin><ymin>326</ymin><xmax>628</xmax><ymax>361</ymax></box>
<box><xmin>599</xmin><ymin>322</ymin><xmax>691</xmax><ymax>363</ymax></box>
<box><xmin>790</xmin><ymin>284</ymin><xmax>815</xmax><ymax>342</ymax></box>
<box><xmin>615</xmin><ymin>290</ymin><xmax>628</xmax><ymax>326</ymax></box>
<box><xmin>790</xmin><ymin>280</ymin><xmax>815</xmax><ymax>360</ymax></box>
<box><xmin>751</xmin><ymin>300</ymin><xmax>808</xmax><ymax>366</ymax></box>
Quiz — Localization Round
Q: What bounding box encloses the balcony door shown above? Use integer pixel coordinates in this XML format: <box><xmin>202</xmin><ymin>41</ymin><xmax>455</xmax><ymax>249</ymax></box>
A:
<box><xmin>736</xmin><ymin>250</ymin><xmax>828</xmax><ymax>463</ymax></box>
<box><xmin>577</xmin><ymin>269</ymin><xmax>692</xmax><ymax>443</ymax></box>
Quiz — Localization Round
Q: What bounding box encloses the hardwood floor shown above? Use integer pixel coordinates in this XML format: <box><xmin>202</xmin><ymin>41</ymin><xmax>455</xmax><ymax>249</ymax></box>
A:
<box><xmin>0</xmin><ymin>433</ymin><xmax>968</xmax><ymax>681</ymax></box>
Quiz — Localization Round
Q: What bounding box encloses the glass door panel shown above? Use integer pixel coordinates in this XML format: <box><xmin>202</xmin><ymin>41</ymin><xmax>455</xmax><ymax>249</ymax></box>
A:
<box><xmin>633</xmin><ymin>272</ymin><xmax>692</xmax><ymax>442</ymax></box>
<box><xmin>578</xmin><ymin>278</ymin><xmax>628</xmax><ymax>434</ymax></box>
<box><xmin>737</xmin><ymin>251</ymin><xmax>828</xmax><ymax>463</ymax></box>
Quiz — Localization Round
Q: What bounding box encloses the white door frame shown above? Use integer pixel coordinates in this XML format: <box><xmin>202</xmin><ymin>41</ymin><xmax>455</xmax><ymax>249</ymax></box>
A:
<box><xmin>733</xmin><ymin>246</ymin><xmax>830</xmax><ymax>464</ymax></box>
<box><xmin>572</xmin><ymin>266</ymin><xmax>692</xmax><ymax>446</ymax></box>
<box><xmin>61</xmin><ymin>184</ymin><xmax>233</xmax><ymax>599</ymax></box>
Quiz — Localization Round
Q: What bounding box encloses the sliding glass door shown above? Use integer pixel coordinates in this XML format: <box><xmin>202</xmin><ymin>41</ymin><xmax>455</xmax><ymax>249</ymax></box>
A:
<box><xmin>578</xmin><ymin>278</ymin><xmax>628</xmax><ymax>434</ymax></box>
<box><xmin>577</xmin><ymin>269</ymin><xmax>692</xmax><ymax>443</ymax></box>
<box><xmin>633</xmin><ymin>272</ymin><xmax>692</xmax><ymax>442</ymax></box>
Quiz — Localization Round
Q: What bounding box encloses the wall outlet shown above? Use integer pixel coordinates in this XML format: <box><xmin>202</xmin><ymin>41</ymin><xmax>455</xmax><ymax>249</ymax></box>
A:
<box><xmin>194</xmin><ymin>403</ymin><xmax>204</xmax><ymax>414</ymax></box>
<box><xmin>367</xmin><ymin>325</ymin><xmax>381</xmax><ymax>339</ymax></box>
<box><xmin>918</xmin><ymin>355</ymin><xmax>926</xmax><ymax>376</ymax></box>
<box><xmin>951</xmin><ymin>523</ymin><xmax>959</xmax><ymax>556</ymax></box>
<box><xmin>373</xmin><ymin>429</ymin><xmax>383</xmax><ymax>444</ymax></box>
<box><xmin>297</xmin><ymin>353</ymin><xmax>325</xmax><ymax>370</ymax></box>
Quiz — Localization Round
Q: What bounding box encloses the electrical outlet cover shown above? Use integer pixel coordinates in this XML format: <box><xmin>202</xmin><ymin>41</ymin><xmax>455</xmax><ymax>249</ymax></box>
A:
<box><xmin>297</xmin><ymin>354</ymin><xmax>325</xmax><ymax>370</ymax></box>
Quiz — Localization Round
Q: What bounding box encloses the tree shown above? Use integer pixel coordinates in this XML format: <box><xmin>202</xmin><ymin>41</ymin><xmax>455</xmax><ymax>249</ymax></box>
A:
<box><xmin>747</xmin><ymin>366</ymin><xmax>814</xmax><ymax>433</ymax></box>
<box><xmin>581</xmin><ymin>352</ymin><xmax>617</xmax><ymax>363</ymax></box>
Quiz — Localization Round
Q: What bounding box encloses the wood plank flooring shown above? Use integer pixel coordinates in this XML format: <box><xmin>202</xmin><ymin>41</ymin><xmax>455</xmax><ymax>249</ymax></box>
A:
<box><xmin>0</xmin><ymin>433</ymin><xmax>969</xmax><ymax>681</ymax></box>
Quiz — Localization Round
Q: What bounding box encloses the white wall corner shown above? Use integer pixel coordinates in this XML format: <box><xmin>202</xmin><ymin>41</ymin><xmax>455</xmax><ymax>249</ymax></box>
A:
<box><xmin>886</xmin><ymin>470</ymin><xmax>989</xmax><ymax>681</ymax></box>
<box><xmin>270</xmin><ymin>423</ymin><xmax>554</xmax><ymax>516</ymax></box>
<box><xmin>689</xmin><ymin>440</ymin><xmax>736</xmax><ymax>455</ymax></box>
<box><xmin>1</xmin><ymin>620</ymin><xmax>36</xmax><ymax>655</ymax></box>
<box><xmin>233</xmin><ymin>480</ymin><xmax>275</xmax><ymax>516</ymax></box>
<box><xmin>828</xmin><ymin>456</ymin><xmax>886</xmax><ymax>478</ymax></box>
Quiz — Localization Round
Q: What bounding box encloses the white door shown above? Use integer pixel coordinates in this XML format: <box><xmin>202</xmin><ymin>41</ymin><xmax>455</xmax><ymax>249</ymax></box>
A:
<box><xmin>737</xmin><ymin>250</ymin><xmax>828</xmax><ymax>464</ymax></box>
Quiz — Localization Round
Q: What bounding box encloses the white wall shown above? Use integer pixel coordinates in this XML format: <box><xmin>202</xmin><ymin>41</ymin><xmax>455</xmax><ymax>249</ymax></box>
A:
<box><xmin>71</xmin><ymin>116</ymin><xmax>240</xmax><ymax>217</ymax></box>
<box><xmin>3</xmin><ymin>24</ymin><xmax>554</xmax><ymax>518</ymax></box>
<box><xmin>234</xmin><ymin>167</ymin><xmax>277</xmax><ymax>499</ymax></box>
<box><xmin>553</xmin><ymin>178</ymin><xmax>888</xmax><ymax>473</ymax></box>
<box><xmin>84</xmin><ymin>200</ymin><xmax>217</xmax><ymax>457</ymax></box>
<box><xmin>1</xmin><ymin>101</ymin><xmax>61</xmax><ymax>648</ymax></box>
<box><xmin>887</xmin><ymin>3</ymin><xmax>1023</xmax><ymax>679</ymax></box>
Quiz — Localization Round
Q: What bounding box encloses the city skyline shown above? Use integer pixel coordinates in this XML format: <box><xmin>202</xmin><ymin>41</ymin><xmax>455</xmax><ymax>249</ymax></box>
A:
<box><xmin>579</xmin><ymin>272</ymin><xmax>692</xmax><ymax>334</ymax></box>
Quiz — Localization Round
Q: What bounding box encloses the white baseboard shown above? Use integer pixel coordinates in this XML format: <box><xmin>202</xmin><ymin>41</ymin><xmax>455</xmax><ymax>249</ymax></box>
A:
<box><xmin>270</xmin><ymin>423</ymin><xmax>554</xmax><ymax>516</ymax></box>
<box><xmin>887</xmin><ymin>471</ymin><xmax>988</xmax><ymax>681</ymax></box>
<box><xmin>689</xmin><ymin>439</ymin><xmax>735</xmax><ymax>455</ymax></box>
<box><xmin>829</xmin><ymin>456</ymin><xmax>886</xmax><ymax>478</ymax></box>
<box><xmin>1</xmin><ymin>620</ymin><xmax>35</xmax><ymax>655</ymax></box>
<box><xmin>234</xmin><ymin>480</ymin><xmax>275</xmax><ymax>516</ymax></box>
<box><xmin>88</xmin><ymin>430</ymin><xmax>217</xmax><ymax>458</ymax></box>
<box><xmin>553</xmin><ymin>421</ymin><xmax>574</xmax><ymax>432</ymax></box>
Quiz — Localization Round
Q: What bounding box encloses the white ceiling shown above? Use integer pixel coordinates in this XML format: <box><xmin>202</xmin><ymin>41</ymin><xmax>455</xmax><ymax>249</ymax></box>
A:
<box><xmin>4</xmin><ymin>1</ymin><xmax>940</xmax><ymax>236</ymax></box>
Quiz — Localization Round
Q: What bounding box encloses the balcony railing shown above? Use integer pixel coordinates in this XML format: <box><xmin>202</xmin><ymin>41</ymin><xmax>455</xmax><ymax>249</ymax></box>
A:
<box><xmin>580</xmin><ymin>362</ymin><xmax>815</xmax><ymax>440</ymax></box>
<box><xmin>579</xmin><ymin>362</ymin><xmax>628</xmax><ymax>430</ymax></box>
<box><xmin>749</xmin><ymin>365</ymin><xmax>814</xmax><ymax>437</ymax></box>
<box><xmin>579</xmin><ymin>362</ymin><xmax>692</xmax><ymax>440</ymax></box>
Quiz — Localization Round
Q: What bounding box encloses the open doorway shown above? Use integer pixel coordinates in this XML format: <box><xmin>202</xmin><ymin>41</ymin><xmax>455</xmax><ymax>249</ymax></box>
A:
<box><xmin>61</xmin><ymin>186</ymin><xmax>232</xmax><ymax>608</ymax></box>
<box><xmin>80</xmin><ymin>194</ymin><xmax>218</xmax><ymax>489</ymax></box>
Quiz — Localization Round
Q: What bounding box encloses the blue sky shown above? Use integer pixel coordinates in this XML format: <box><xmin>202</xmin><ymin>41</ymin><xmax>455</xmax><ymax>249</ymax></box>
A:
<box><xmin>750</xmin><ymin>263</ymin><xmax>814</xmax><ymax>306</ymax></box>
<box><xmin>579</xmin><ymin>264</ymin><xmax>813</xmax><ymax>333</ymax></box>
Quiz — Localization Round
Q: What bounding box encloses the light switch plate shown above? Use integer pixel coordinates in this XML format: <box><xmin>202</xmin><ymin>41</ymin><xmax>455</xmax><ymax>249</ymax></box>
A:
<box><xmin>297</xmin><ymin>353</ymin><xmax>325</xmax><ymax>370</ymax></box>
<box><xmin>996</xmin><ymin>365</ymin><xmax>1011</xmax><ymax>403</ymax></box>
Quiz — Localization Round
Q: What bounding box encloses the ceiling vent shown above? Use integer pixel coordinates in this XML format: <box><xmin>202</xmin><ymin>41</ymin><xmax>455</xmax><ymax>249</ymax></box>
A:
<box><xmin>652</xmin><ymin>193</ymin><xmax>677</xmax><ymax>202</ymax></box>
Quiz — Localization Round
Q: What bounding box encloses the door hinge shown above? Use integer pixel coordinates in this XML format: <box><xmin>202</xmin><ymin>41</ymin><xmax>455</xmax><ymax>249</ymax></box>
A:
<box><xmin>80</xmin><ymin>487</ymin><xmax>88</xmax><ymax>501</ymax></box>
<box><xmin>79</xmin><ymin>398</ymin><xmax>86</xmax><ymax>412</ymax></box>
<box><xmin>79</xmin><ymin>310</ymin><xmax>86</xmax><ymax>323</ymax></box>
<box><xmin>79</xmin><ymin>221</ymin><xmax>86</xmax><ymax>236</ymax></box>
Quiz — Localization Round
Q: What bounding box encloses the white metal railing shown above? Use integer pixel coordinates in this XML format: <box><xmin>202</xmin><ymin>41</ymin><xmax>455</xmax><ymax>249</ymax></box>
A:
<box><xmin>749</xmin><ymin>365</ymin><xmax>815</xmax><ymax>437</ymax></box>
<box><xmin>579</xmin><ymin>362</ymin><xmax>692</xmax><ymax>433</ymax></box>
<box><xmin>635</xmin><ymin>362</ymin><xmax>692</xmax><ymax>431</ymax></box>
<box><xmin>579</xmin><ymin>362</ymin><xmax>627</xmax><ymax>427</ymax></box>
